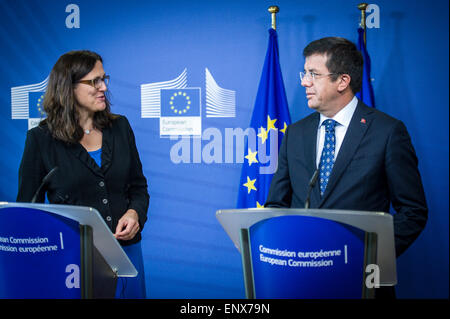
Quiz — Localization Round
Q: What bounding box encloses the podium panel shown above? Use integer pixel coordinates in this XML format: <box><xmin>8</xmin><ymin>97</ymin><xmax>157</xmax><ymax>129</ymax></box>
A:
<box><xmin>0</xmin><ymin>207</ymin><xmax>81</xmax><ymax>298</ymax></box>
<box><xmin>0</xmin><ymin>202</ymin><xmax>137</xmax><ymax>299</ymax></box>
<box><xmin>247</xmin><ymin>215</ymin><xmax>366</xmax><ymax>298</ymax></box>
<box><xmin>217</xmin><ymin>208</ymin><xmax>397</xmax><ymax>299</ymax></box>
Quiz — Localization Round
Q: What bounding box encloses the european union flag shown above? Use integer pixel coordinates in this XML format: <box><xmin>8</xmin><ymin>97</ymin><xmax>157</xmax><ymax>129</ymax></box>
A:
<box><xmin>161</xmin><ymin>88</ymin><xmax>201</xmax><ymax>117</ymax></box>
<box><xmin>237</xmin><ymin>28</ymin><xmax>291</xmax><ymax>209</ymax></box>
<box><xmin>28</xmin><ymin>92</ymin><xmax>46</xmax><ymax>118</ymax></box>
<box><xmin>355</xmin><ymin>27</ymin><xmax>375</xmax><ymax>107</ymax></box>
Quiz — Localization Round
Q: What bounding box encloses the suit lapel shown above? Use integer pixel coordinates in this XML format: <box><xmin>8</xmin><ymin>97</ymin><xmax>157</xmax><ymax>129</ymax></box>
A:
<box><xmin>302</xmin><ymin>113</ymin><xmax>321</xmax><ymax>206</ymax></box>
<box><xmin>66</xmin><ymin>140</ymin><xmax>104</xmax><ymax>178</ymax></box>
<box><xmin>303</xmin><ymin>113</ymin><xmax>320</xmax><ymax>172</ymax></box>
<box><xmin>319</xmin><ymin>101</ymin><xmax>373</xmax><ymax>206</ymax></box>
<box><xmin>101</xmin><ymin>125</ymin><xmax>114</xmax><ymax>174</ymax></box>
<box><xmin>65</xmin><ymin>125</ymin><xmax>114</xmax><ymax>178</ymax></box>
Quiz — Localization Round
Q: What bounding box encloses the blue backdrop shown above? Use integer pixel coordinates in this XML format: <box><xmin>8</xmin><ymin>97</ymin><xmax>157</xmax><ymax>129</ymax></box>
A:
<box><xmin>0</xmin><ymin>0</ymin><xmax>448</xmax><ymax>298</ymax></box>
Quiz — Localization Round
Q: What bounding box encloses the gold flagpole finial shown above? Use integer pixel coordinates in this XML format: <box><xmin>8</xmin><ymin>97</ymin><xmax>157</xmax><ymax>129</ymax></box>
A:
<box><xmin>268</xmin><ymin>6</ymin><xmax>279</xmax><ymax>30</ymax></box>
<box><xmin>358</xmin><ymin>3</ymin><xmax>368</xmax><ymax>45</ymax></box>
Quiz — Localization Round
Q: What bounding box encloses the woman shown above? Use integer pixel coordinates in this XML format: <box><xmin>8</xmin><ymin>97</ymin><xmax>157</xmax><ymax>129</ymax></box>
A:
<box><xmin>16</xmin><ymin>50</ymin><xmax>149</xmax><ymax>298</ymax></box>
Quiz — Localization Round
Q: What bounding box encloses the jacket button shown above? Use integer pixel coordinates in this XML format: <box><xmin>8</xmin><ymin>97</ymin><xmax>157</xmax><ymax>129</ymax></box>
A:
<box><xmin>106</xmin><ymin>216</ymin><xmax>112</xmax><ymax>222</ymax></box>
<box><xmin>102</xmin><ymin>198</ymin><xmax>108</xmax><ymax>204</ymax></box>
<box><xmin>99</xmin><ymin>181</ymin><xmax>105</xmax><ymax>187</ymax></box>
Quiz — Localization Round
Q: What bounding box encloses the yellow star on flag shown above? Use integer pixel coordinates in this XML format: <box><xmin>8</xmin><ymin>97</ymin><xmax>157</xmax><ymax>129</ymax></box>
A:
<box><xmin>256</xmin><ymin>201</ymin><xmax>264</xmax><ymax>208</ymax></box>
<box><xmin>245</xmin><ymin>148</ymin><xmax>258</xmax><ymax>166</ymax></box>
<box><xmin>267</xmin><ymin>115</ymin><xmax>277</xmax><ymax>132</ymax></box>
<box><xmin>257</xmin><ymin>126</ymin><xmax>268</xmax><ymax>144</ymax></box>
<box><xmin>243</xmin><ymin>176</ymin><xmax>257</xmax><ymax>194</ymax></box>
<box><xmin>280</xmin><ymin>122</ymin><xmax>288</xmax><ymax>134</ymax></box>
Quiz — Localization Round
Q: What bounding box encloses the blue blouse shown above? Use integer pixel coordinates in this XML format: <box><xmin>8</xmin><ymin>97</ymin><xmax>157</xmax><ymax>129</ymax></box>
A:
<box><xmin>88</xmin><ymin>148</ymin><xmax>102</xmax><ymax>167</ymax></box>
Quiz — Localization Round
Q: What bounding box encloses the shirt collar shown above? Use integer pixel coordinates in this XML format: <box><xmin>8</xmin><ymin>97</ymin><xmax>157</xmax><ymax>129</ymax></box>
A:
<box><xmin>319</xmin><ymin>96</ymin><xmax>358</xmax><ymax>128</ymax></box>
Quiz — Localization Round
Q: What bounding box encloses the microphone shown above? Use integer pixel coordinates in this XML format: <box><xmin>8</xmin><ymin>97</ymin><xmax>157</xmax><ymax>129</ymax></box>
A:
<box><xmin>31</xmin><ymin>167</ymin><xmax>58</xmax><ymax>203</ymax></box>
<box><xmin>304</xmin><ymin>168</ymin><xmax>319</xmax><ymax>209</ymax></box>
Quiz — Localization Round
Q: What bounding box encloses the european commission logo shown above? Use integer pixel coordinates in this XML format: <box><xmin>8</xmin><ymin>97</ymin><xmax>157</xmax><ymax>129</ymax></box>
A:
<box><xmin>11</xmin><ymin>77</ymin><xmax>48</xmax><ymax>129</ymax></box>
<box><xmin>160</xmin><ymin>88</ymin><xmax>202</xmax><ymax>136</ymax></box>
<box><xmin>161</xmin><ymin>89</ymin><xmax>200</xmax><ymax>117</ymax></box>
<box><xmin>141</xmin><ymin>68</ymin><xmax>235</xmax><ymax>137</ymax></box>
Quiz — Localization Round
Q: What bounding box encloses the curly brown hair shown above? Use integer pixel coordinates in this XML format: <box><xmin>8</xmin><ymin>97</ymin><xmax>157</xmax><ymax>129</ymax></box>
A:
<box><xmin>42</xmin><ymin>50</ymin><xmax>117</xmax><ymax>143</ymax></box>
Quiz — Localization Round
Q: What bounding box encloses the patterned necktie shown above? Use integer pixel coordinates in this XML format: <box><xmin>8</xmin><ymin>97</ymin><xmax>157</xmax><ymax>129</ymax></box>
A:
<box><xmin>319</xmin><ymin>119</ymin><xmax>338</xmax><ymax>196</ymax></box>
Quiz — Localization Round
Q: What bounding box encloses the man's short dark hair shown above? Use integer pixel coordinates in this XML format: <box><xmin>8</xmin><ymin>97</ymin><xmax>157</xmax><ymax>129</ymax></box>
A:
<box><xmin>303</xmin><ymin>37</ymin><xmax>363</xmax><ymax>94</ymax></box>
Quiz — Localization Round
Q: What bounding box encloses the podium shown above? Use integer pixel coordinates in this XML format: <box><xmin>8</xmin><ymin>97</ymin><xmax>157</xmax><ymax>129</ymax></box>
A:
<box><xmin>216</xmin><ymin>208</ymin><xmax>397</xmax><ymax>299</ymax></box>
<box><xmin>0</xmin><ymin>202</ymin><xmax>136</xmax><ymax>299</ymax></box>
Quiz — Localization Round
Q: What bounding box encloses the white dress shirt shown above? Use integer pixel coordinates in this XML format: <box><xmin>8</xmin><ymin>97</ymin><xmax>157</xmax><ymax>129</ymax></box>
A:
<box><xmin>316</xmin><ymin>96</ymin><xmax>358</xmax><ymax>168</ymax></box>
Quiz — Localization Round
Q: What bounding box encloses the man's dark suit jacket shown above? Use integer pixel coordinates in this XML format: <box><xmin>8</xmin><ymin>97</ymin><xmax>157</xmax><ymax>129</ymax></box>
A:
<box><xmin>265</xmin><ymin>100</ymin><xmax>427</xmax><ymax>257</ymax></box>
<box><xmin>16</xmin><ymin>115</ymin><xmax>149</xmax><ymax>246</ymax></box>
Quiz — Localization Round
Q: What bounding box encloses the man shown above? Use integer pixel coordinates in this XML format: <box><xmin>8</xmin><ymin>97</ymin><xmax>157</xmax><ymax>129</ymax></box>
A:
<box><xmin>265</xmin><ymin>37</ymin><xmax>428</xmax><ymax>297</ymax></box>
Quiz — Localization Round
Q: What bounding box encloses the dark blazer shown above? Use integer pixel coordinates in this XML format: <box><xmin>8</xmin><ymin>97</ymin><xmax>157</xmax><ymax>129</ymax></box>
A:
<box><xmin>17</xmin><ymin>115</ymin><xmax>149</xmax><ymax>246</ymax></box>
<box><xmin>266</xmin><ymin>100</ymin><xmax>428</xmax><ymax>257</ymax></box>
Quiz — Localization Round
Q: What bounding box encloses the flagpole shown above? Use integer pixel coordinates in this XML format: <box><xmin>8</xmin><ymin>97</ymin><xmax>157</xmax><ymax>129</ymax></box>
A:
<box><xmin>268</xmin><ymin>5</ymin><xmax>279</xmax><ymax>30</ymax></box>
<box><xmin>358</xmin><ymin>3</ymin><xmax>368</xmax><ymax>45</ymax></box>
<box><xmin>236</xmin><ymin>5</ymin><xmax>291</xmax><ymax>208</ymax></box>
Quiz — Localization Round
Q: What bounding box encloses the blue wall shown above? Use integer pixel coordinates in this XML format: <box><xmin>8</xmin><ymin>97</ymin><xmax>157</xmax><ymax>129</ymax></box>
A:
<box><xmin>0</xmin><ymin>0</ymin><xmax>448</xmax><ymax>298</ymax></box>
